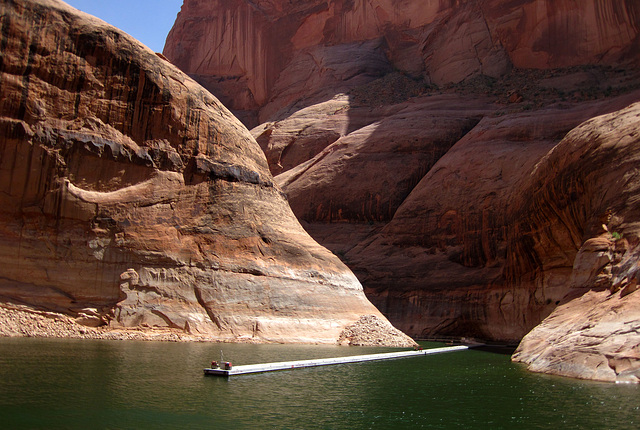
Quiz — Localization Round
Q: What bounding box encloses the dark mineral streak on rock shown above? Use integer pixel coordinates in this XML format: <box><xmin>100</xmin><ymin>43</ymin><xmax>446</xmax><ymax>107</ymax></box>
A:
<box><xmin>0</xmin><ymin>0</ymin><xmax>415</xmax><ymax>347</ymax></box>
<box><xmin>164</xmin><ymin>0</ymin><xmax>640</xmax><ymax>381</ymax></box>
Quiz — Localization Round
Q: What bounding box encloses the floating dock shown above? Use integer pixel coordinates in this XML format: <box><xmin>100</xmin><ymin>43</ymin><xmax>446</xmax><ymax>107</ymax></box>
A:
<box><xmin>203</xmin><ymin>345</ymin><xmax>469</xmax><ymax>376</ymax></box>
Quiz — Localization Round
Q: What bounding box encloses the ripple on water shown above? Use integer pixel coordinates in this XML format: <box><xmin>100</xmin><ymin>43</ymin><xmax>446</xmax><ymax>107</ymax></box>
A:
<box><xmin>0</xmin><ymin>338</ymin><xmax>637</xmax><ymax>429</ymax></box>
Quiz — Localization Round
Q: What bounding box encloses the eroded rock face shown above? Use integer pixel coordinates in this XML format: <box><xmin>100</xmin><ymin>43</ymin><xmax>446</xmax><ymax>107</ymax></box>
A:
<box><xmin>342</xmin><ymin>94</ymin><xmax>640</xmax><ymax>342</ymax></box>
<box><xmin>164</xmin><ymin>0</ymin><xmax>640</xmax><ymax>126</ymax></box>
<box><xmin>483</xmin><ymin>0</ymin><xmax>640</xmax><ymax>69</ymax></box>
<box><xmin>511</xmin><ymin>103</ymin><xmax>640</xmax><ymax>383</ymax></box>
<box><xmin>0</xmin><ymin>0</ymin><xmax>415</xmax><ymax>346</ymax></box>
<box><xmin>276</xmin><ymin>93</ymin><xmax>493</xmax><ymax>224</ymax></box>
<box><xmin>512</xmin><ymin>288</ymin><xmax>640</xmax><ymax>383</ymax></box>
<box><xmin>164</xmin><ymin>0</ymin><xmax>640</xmax><ymax>381</ymax></box>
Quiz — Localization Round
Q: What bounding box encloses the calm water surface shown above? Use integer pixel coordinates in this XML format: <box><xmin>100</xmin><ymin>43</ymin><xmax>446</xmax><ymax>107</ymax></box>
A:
<box><xmin>0</xmin><ymin>338</ymin><xmax>637</xmax><ymax>429</ymax></box>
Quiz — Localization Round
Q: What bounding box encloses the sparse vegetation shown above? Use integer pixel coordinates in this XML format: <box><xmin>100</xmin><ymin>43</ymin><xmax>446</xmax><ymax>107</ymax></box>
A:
<box><xmin>349</xmin><ymin>71</ymin><xmax>427</xmax><ymax>106</ymax></box>
<box><xmin>349</xmin><ymin>65</ymin><xmax>640</xmax><ymax>115</ymax></box>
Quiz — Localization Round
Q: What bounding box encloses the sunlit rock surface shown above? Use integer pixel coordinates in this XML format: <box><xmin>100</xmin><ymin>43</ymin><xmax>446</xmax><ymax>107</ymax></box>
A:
<box><xmin>164</xmin><ymin>0</ymin><xmax>640</xmax><ymax>126</ymax></box>
<box><xmin>0</xmin><ymin>0</ymin><xmax>415</xmax><ymax>347</ymax></box>
<box><xmin>511</xmin><ymin>103</ymin><xmax>640</xmax><ymax>383</ymax></box>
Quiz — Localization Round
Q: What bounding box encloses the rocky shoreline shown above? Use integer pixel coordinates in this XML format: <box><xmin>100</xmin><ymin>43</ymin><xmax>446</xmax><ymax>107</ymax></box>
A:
<box><xmin>0</xmin><ymin>303</ymin><xmax>416</xmax><ymax>347</ymax></box>
<box><xmin>0</xmin><ymin>303</ymin><xmax>210</xmax><ymax>343</ymax></box>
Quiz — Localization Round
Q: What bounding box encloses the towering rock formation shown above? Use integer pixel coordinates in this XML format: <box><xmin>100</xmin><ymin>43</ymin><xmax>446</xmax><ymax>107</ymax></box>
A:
<box><xmin>165</xmin><ymin>0</ymin><xmax>640</xmax><ymax>126</ymax></box>
<box><xmin>511</xmin><ymin>103</ymin><xmax>640</xmax><ymax>383</ymax></box>
<box><xmin>0</xmin><ymin>0</ymin><xmax>415</xmax><ymax>346</ymax></box>
<box><xmin>343</xmin><ymin>93</ymin><xmax>640</xmax><ymax>343</ymax></box>
<box><xmin>164</xmin><ymin>0</ymin><xmax>640</xmax><ymax>381</ymax></box>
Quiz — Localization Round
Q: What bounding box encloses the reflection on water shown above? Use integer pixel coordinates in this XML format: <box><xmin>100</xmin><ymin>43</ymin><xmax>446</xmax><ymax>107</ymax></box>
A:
<box><xmin>0</xmin><ymin>338</ymin><xmax>637</xmax><ymax>429</ymax></box>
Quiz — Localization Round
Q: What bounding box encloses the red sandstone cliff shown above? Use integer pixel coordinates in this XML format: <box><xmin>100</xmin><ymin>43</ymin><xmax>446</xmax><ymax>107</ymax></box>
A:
<box><xmin>164</xmin><ymin>0</ymin><xmax>640</xmax><ymax>381</ymax></box>
<box><xmin>0</xmin><ymin>0</ymin><xmax>415</xmax><ymax>347</ymax></box>
<box><xmin>510</xmin><ymin>103</ymin><xmax>640</xmax><ymax>383</ymax></box>
<box><xmin>165</xmin><ymin>0</ymin><xmax>640</xmax><ymax>126</ymax></box>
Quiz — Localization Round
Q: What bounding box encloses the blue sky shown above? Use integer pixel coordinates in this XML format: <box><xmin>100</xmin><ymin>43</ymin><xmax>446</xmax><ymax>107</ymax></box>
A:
<box><xmin>64</xmin><ymin>0</ymin><xmax>184</xmax><ymax>53</ymax></box>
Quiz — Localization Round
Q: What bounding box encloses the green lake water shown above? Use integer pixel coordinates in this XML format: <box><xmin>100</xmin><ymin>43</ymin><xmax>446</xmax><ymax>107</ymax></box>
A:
<box><xmin>0</xmin><ymin>337</ymin><xmax>637</xmax><ymax>429</ymax></box>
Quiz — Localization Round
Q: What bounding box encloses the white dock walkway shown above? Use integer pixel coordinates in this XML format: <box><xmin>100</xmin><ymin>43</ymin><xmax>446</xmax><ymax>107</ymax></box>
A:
<box><xmin>203</xmin><ymin>345</ymin><xmax>469</xmax><ymax>376</ymax></box>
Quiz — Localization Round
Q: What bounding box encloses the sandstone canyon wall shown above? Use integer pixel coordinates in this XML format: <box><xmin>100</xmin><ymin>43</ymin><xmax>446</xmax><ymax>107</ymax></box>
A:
<box><xmin>510</xmin><ymin>103</ymin><xmax>640</xmax><ymax>383</ymax></box>
<box><xmin>164</xmin><ymin>0</ymin><xmax>640</xmax><ymax>381</ymax></box>
<box><xmin>0</xmin><ymin>0</ymin><xmax>415</xmax><ymax>347</ymax></box>
<box><xmin>165</xmin><ymin>0</ymin><xmax>640</xmax><ymax>126</ymax></box>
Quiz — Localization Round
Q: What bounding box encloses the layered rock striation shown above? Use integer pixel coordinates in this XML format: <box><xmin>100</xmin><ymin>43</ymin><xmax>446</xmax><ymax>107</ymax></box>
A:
<box><xmin>164</xmin><ymin>0</ymin><xmax>640</xmax><ymax>380</ymax></box>
<box><xmin>511</xmin><ymin>103</ymin><xmax>640</xmax><ymax>383</ymax></box>
<box><xmin>165</xmin><ymin>0</ymin><xmax>640</xmax><ymax>126</ymax></box>
<box><xmin>0</xmin><ymin>0</ymin><xmax>415</xmax><ymax>346</ymax></box>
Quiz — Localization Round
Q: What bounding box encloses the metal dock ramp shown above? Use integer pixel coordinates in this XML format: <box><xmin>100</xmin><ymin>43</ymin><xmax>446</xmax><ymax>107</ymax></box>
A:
<box><xmin>204</xmin><ymin>345</ymin><xmax>469</xmax><ymax>376</ymax></box>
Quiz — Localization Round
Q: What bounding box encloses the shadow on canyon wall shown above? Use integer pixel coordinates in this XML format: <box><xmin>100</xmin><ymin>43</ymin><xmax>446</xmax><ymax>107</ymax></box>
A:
<box><xmin>164</xmin><ymin>0</ymin><xmax>640</xmax><ymax>343</ymax></box>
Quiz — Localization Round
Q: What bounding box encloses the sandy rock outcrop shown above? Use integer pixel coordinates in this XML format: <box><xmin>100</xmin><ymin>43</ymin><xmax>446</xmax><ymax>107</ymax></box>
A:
<box><xmin>0</xmin><ymin>0</ymin><xmax>415</xmax><ymax>347</ymax></box>
<box><xmin>0</xmin><ymin>302</ymin><xmax>207</xmax><ymax>342</ymax></box>
<box><xmin>510</xmin><ymin>102</ymin><xmax>640</xmax><ymax>383</ymax></box>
